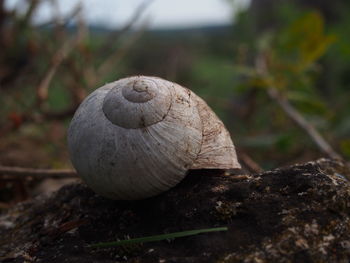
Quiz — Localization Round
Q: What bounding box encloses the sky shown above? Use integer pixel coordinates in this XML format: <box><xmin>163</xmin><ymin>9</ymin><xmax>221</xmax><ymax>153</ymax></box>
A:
<box><xmin>6</xmin><ymin>0</ymin><xmax>251</xmax><ymax>29</ymax></box>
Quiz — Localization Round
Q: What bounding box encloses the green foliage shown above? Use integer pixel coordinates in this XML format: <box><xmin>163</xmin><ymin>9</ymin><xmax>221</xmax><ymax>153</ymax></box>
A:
<box><xmin>277</xmin><ymin>12</ymin><xmax>336</xmax><ymax>71</ymax></box>
<box><xmin>255</xmin><ymin>11</ymin><xmax>336</xmax><ymax>95</ymax></box>
<box><xmin>227</xmin><ymin>4</ymin><xmax>349</xmax><ymax>165</ymax></box>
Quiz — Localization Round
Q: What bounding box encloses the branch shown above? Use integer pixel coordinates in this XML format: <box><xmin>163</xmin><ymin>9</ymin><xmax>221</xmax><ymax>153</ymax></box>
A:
<box><xmin>38</xmin><ymin>1</ymin><xmax>82</xmax><ymax>28</ymax></box>
<box><xmin>36</xmin><ymin>36</ymin><xmax>78</xmax><ymax>106</ymax></box>
<box><xmin>98</xmin><ymin>0</ymin><xmax>154</xmax><ymax>54</ymax></box>
<box><xmin>41</xmin><ymin>105</ymin><xmax>78</xmax><ymax>120</ymax></box>
<box><xmin>255</xmin><ymin>55</ymin><xmax>342</xmax><ymax>160</ymax></box>
<box><xmin>0</xmin><ymin>165</ymin><xmax>77</xmax><ymax>178</ymax></box>
<box><xmin>97</xmin><ymin>23</ymin><xmax>148</xmax><ymax>78</ymax></box>
<box><xmin>238</xmin><ymin>151</ymin><xmax>263</xmax><ymax>173</ymax></box>
<box><xmin>36</xmin><ymin>3</ymin><xmax>84</xmax><ymax>107</ymax></box>
<box><xmin>266</xmin><ymin>88</ymin><xmax>341</xmax><ymax>159</ymax></box>
<box><xmin>22</xmin><ymin>0</ymin><xmax>40</xmax><ymax>26</ymax></box>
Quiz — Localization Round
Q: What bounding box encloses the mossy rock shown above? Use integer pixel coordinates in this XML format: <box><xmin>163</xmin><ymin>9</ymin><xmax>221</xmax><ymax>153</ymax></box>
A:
<box><xmin>1</xmin><ymin>158</ymin><xmax>350</xmax><ymax>262</ymax></box>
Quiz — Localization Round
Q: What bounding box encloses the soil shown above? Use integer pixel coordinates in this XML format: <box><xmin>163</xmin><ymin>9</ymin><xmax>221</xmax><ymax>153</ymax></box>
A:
<box><xmin>1</xmin><ymin>158</ymin><xmax>350</xmax><ymax>263</ymax></box>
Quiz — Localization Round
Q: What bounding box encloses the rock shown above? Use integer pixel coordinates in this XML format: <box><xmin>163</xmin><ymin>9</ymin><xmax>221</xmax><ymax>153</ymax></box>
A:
<box><xmin>1</xmin><ymin>158</ymin><xmax>350</xmax><ymax>263</ymax></box>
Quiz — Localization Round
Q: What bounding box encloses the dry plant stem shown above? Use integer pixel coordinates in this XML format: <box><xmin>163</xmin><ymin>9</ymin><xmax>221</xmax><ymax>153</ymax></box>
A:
<box><xmin>41</xmin><ymin>106</ymin><xmax>78</xmax><ymax>120</ymax></box>
<box><xmin>98</xmin><ymin>0</ymin><xmax>154</xmax><ymax>53</ymax></box>
<box><xmin>86</xmin><ymin>1</ymin><xmax>151</xmax><ymax>89</ymax></box>
<box><xmin>22</xmin><ymin>0</ymin><xmax>39</xmax><ymax>25</ymax></box>
<box><xmin>0</xmin><ymin>165</ymin><xmax>77</xmax><ymax>178</ymax></box>
<box><xmin>256</xmin><ymin>55</ymin><xmax>342</xmax><ymax>160</ymax></box>
<box><xmin>238</xmin><ymin>152</ymin><xmax>263</xmax><ymax>173</ymax></box>
<box><xmin>36</xmin><ymin>3</ymin><xmax>84</xmax><ymax>107</ymax></box>
<box><xmin>267</xmin><ymin>88</ymin><xmax>342</xmax><ymax>159</ymax></box>
<box><xmin>97</xmin><ymin>24</ymin><xmax>148</xmax><ymax>78</ymax></box>
<box><xmin>38</xmin><ymin>2</ymin><xmax>82</xmax><ymax>28</ymax></box>
<box><xmin>36</xmin><ymin>38</ymin><xmax>77</xmax><ymax>106</ymax></box>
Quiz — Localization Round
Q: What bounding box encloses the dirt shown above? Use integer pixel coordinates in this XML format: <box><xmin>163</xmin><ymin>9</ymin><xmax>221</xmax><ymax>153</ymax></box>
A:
<box><xmin>1</xmin><ymin>158</ymin><xmax>350</xmax><ymax>263</ymax></box>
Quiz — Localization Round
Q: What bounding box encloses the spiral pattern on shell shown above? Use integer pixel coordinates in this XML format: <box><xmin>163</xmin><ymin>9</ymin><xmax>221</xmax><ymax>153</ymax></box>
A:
<box><xmin>102</xmin><ymin>77</ymin><xmax>172</xmax><ymax>128</ymax></box>
<box><xmin>68</xmin><ymin>76</ymin><xmax>240</xmax><ymax>200</ymax></box>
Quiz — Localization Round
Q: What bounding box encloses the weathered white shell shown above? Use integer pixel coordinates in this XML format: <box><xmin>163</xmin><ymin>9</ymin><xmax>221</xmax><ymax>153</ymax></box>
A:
<box><xmin>67</xmin><ymin>76</ymin><xmax>240</xmax><ymax>200</ymax></box>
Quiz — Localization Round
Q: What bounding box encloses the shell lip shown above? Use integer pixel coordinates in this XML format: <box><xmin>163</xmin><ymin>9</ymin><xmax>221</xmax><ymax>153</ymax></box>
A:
<box><xmin>188</xmin><ymin>92</ymin><xmax>241</xmax><ymax>170</ymax></box>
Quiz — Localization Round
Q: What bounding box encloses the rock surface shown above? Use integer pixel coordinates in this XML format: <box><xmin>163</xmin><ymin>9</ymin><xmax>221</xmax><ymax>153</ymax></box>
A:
<box><xmin>1</xmin><ymin>158</ymin><xmax>350</xmax><ymax>263</ymax></box>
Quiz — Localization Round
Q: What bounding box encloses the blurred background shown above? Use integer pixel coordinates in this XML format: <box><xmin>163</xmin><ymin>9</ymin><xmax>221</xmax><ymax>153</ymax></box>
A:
<box><xmin>0</xmin><ymin>0</ymin><xmax>349</xmax><ymax>206</ymax></box>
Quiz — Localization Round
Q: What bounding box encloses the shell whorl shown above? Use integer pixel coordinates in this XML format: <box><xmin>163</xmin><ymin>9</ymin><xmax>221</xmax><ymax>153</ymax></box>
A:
<box><xmin>102</xmin><ymin>76</ymin><xmax>172</xmax><ymax>129</ymax></box>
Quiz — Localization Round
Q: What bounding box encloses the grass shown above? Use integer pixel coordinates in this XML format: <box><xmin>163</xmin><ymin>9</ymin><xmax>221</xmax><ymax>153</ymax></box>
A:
<box><xmin>90</xmin><ymin>227</ymin><xmax>228</xmax><ymax>248</ymax></box>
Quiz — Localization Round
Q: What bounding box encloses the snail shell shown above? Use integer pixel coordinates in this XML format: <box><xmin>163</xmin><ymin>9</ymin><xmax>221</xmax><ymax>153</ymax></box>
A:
<box><xmin>67</xmin><ymin>76</ymin><xmax>240</xmax><ymax>200</ymax></box>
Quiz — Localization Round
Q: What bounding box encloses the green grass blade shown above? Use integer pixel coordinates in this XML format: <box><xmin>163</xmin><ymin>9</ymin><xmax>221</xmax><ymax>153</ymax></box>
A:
<box><xmin>90</xmin><ymin>227</ymin><xmax>228</xmax><ymax>248</ymax></box>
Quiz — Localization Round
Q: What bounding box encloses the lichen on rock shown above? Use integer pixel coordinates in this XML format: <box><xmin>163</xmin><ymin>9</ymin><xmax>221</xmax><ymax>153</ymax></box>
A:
<box><xmin>1</xmin><ymin>158</ymin><xmax>350</xmax><ymax>263</ymax></box>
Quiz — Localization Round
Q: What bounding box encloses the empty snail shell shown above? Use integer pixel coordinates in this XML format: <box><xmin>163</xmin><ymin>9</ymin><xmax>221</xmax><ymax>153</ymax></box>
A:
<box><xmin>67</xmin><ymin>76</ymin><xmax>240</xmax><ymax>200</ymax></box>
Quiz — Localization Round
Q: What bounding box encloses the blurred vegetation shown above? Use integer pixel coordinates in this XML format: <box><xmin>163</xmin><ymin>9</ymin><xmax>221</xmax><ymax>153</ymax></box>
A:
<box><xmin>1</xmin><ymin>0</ymin><xmax>350</xmax><ymax>203</ymax></box>
<box><xmin>228</xmin><ymin>0</ymin><xmax>350</xmax><ymax>167</ymax></box>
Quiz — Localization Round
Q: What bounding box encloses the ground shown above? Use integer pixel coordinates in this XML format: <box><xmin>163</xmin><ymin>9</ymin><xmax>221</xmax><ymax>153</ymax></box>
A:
<box><xmin>1</xmin><ymin>158</ymin><xmax>350</xmax><ymax>263</ymax></box>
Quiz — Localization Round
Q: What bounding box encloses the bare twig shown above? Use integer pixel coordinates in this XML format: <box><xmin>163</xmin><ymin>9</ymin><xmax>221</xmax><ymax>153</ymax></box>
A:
<box><xmin>75</xmin><ymin>2</ymin><xmax>88</xmax><ymax>42</ymax></box>
<box><xmin>85</xmin><ymin>19</ymin><xmax>150</xmax><ymax>89</ymax></box>
<box><xmin>41</xmin><ymin>105</ymin><xmax>78</xmax><ymax>120</ymax></box>
<box><xmin>36</xmin><ymin>2</ymin><xmax>84</xmax><ymax>107</ymax></box>
<box><xmin>267</xmin><ymin>88</ymin><xmax>341</xmax><ymax>159</ymax></box>
<box><xmin>22</xmin><ymin>0</ymin><xmax>40</xmax><ymax>25</ymax></box>
<box><xmin>98</xmin><ymin>0</ymin><xmax>154</xmax><ymax>54</ymax></box>
<box><xmin>238</xmin><ymin>151</ymin><xmax>263</xmax><ymax>173</ymax></box>
<box><xmin>97</xmin><ymin>22</ymin><xmax>148</xmax><ymax>78</ymax></box>
<box><xmin>36</xmin><ymin>38</ymin><xmax>78</xmax><ymax>107</ymax></box>
<box><xmin>0</xmin><ymin>165</ymin><xmax>77</xmax><ymax>178</ymax></box>
<box><xmin>85</xmin><ymin>1</ymin><xmax>153</xmax><ymax>89</ymax></box>
<box><xmin>38</xmin><ymin>1</ymin><xmax>82</xmax><ymax>28</ymax></box>
<box><xmin>255</xmin><ymin>54</ymin><xmax>342</xmax><ymax>160</ymax></box>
